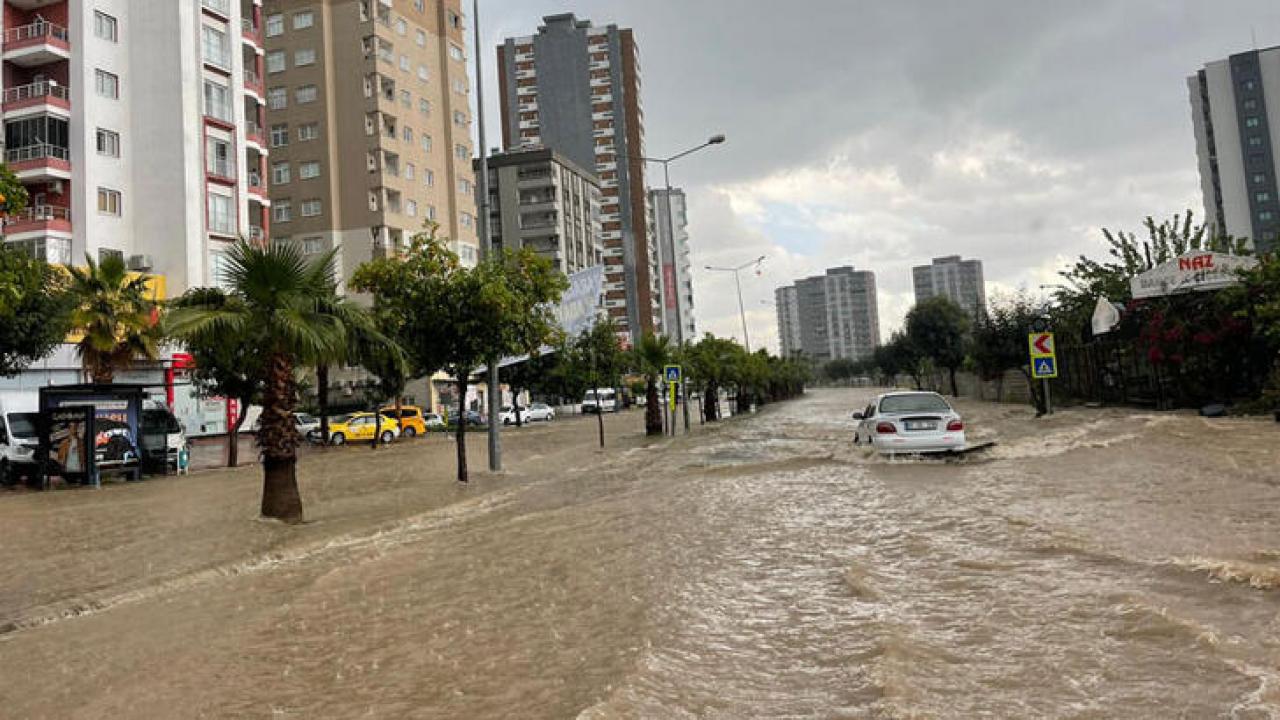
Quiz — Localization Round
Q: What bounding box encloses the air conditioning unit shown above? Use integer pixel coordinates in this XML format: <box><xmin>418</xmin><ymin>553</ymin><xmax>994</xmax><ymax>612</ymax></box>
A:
<box><xmin>127</xmin><ymin>254</ymin><xmax>153</xmax><ymax>271</ymax></box>
<box><xmin>47</xmin><ymin>180</ymin><xmax>64</xmax><ymax>195</ymax></box>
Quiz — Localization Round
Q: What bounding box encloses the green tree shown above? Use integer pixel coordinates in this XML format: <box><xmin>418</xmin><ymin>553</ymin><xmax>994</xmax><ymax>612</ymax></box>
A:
<box><xmin>352</xmin><ymin>232</ymin><xmax>566</xmax><ymax>481</ymax></box>
<box><xmin>66</xmin><ymin>253</ymin><xmax>162</xmax><ymax>383</ymax></box>
<box><xmin>905</xmin><ymin>296</ymin><xmax>970</xmax><ymax>396</ymax></box>
<box><xmin>0</xmin><ymin>244</ymin><xmax>70</xmax><ymax>377</ymax></box>
<box><xmin>687</xmin><ymin>334</ymin><xmax>741</xmax><ymax>422</ymax></box>
<box><xmin>822</xmin><ymin>357</ymin><xmax>857</xmax><ymax>384</ymax></box>
<box><xmin>629</xmin><ymin>331</ymin><xmax>672</xmax><ymax>436</ymax></box>
<box><xmin>167</xmin><ymin>242</ymin><xmax>384</xmax><ymax>523</ymax></box>
<box><xmin>970</xmin><ymin>293</ymin><xmax>1052</xmax><ymax>412</ymax></box>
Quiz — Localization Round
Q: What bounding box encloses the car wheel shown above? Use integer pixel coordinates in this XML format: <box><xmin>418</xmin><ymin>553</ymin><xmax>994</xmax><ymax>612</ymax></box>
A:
<box><xmin>0</xmin><ymin>458</ymin><xmax>9</xmax><ymax>487</ymax></box>
<box><xmin>403</xmin><ymin>427</ymin><xmax>417</xmax><ymax>438</ymax></box>
<box><xmin>380</xmin><ymin>430</ymin><xmax>394</xmax><ymax>444</ymax></box>
<box><xmin>330</xmin><ymin>432</ymin><xmax>346</xmax><ymax>446</ymax></box>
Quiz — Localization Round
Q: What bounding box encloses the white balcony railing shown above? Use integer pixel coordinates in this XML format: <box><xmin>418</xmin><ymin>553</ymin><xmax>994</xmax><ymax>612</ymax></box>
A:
<box><xmin>9</xmin><ymin>205</ymin><xmax>71</xmax><ymax>224</ymax></box>
<box><xmin>2</xmin><ymin>81</ymin><xmax>68</xmax><ymax>104</ymax></box>
<box><xmin>3</xmin><ymin>20</ymin><xmax>68</xmax><ymax>45</ymax></box>
<box><xmin>243</xmin><ymin>68</ymin><xmax>261</xmax><ymax>88</ymax></box>
<box><xmin>5</xmin><ymin>143</ymin><xmax>69</xmax><ymax>164</ymax></box>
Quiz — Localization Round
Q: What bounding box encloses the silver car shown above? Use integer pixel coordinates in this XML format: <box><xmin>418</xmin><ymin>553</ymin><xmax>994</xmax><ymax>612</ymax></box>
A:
<box><xmin>853</xmin><ymin>391</ymin><xmax>966</xmax><ymax>455</ymax></box>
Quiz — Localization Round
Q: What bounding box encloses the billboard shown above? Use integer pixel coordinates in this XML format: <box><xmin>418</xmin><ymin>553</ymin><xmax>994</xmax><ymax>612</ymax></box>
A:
<box><xmin>40</xmin><ymin>385</ymin><xmax>144</xmax><ymax>476</ymax></box>
<box><xmin>44</xmin><ymin>406</ymin><xmax>94</xmax><ymax>485</ymax></box>
<box><xmin>1130</xmin><ymin>251</ymin><xmax>1257</xmax><ymax>299</ymax></box>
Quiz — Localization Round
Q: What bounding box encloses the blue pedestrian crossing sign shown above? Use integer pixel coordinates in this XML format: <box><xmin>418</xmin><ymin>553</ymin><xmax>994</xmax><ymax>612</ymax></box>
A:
<box><xmin>1032</xmin><ymin>357</ymin><xmax>1058</xmax><ymax>379</ymax></box>
<box><xmin>664</xmin><ymin>365</ymin><xmax>682</xmax><ymax>383</ymax></box>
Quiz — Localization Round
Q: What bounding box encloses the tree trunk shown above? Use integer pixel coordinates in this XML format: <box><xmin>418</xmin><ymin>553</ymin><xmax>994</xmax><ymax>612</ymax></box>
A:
<box><xmin>455</xmin><ymin>377</ymin><xmax>468</xmax><ymax>482</ymax></box>
<box><xmin>260</xmin><ymin>352</ymin><xmax>303</xmax><ymax>523</ymax></box>
<box><xmin>949</xmin><ymin>366</ymin><xmax>959</xmax><ymax>397</ymax></box>
<box><xmin>596</xmin><ymin>401</ymin><xmax>605</xmax><ymax>448</ymax></box>
<box><xmin>514</xmin><ymin>386</ymin><xmax>524</xmax><ymax>427</ymax></box>
<box><xmin>645</xmin><ymin>377</ymin><xmax>662</xmax><ymax>436</ymax></box>
<box><xmin>317</xmin><ymin>364</ymin><xmax>330</xmax><ymax>444</ymax></box>
<box><xmin>228</xmin><ymin>398</ymin><xmax>249</xmax><ymax>468</ymax></box>
<box><xmin>704</xmin><ymin>382</ymin><xmax>719</xmax><ymax>422</ymax></box>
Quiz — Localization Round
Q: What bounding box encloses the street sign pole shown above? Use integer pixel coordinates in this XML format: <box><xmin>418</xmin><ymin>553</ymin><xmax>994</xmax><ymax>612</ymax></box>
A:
<box><xmin>1028</xmin><ymin>332</ymin><xmax>1058</xmax><ymax>416</ymax></box>
<box><xmin>1043</xmin><ymin>378</ymin><xmax>1052</xmax><ymax>415</ymax></box>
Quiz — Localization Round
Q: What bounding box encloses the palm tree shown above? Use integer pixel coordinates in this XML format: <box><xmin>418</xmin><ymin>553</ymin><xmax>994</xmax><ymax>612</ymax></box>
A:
<box><xmin>166</xmin><ymin>242</ymin><xmax>385</xmax><ymax>523</ymax></box>
<box><xmin>66</xmin><ymin>253</ymin><xmax>161</xmax><ymax>383</ymax></box>
<box><xmin>631</xmin><ymin>332</ymin><xmax>672</xmax><ymax>436</ymax></box>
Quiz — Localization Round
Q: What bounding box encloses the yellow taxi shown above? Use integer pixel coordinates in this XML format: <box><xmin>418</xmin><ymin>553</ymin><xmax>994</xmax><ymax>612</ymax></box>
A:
<box><xmin>326</xmin><ymin>412</ymin><xmax>400</xmax><ymax>445</ymax></box>
<box><xmin>378</xmin><ymin>405</ymin><xmax>433</xmax><ymax>438</ymax></box>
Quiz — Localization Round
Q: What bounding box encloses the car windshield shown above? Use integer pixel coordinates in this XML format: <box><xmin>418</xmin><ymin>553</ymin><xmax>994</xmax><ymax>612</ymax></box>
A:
<box><xmin>296</xmin><ymin>414</ymin><xmax>316</xmax><ymax>424</ymax></box>
<box><xmin>8</xmin><ymin>412</ymin><xmax>38</xmax><ymax>439</ymax></box>
<box><xmin>879</xmin><ymin>394</ymin><xmax>951</xmax><ymax>414</ymax></box>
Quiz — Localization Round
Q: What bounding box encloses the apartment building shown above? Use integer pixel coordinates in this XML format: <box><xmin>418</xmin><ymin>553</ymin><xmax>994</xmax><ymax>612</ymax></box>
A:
<box><xmin>778</xmin><ymin>266</ymin><xmax>880</xmax><ymax>364</ymax></box>
<box><xmin>1</xmin><ymin>0</ymin><xmax>269</xmax><ymax>293</ymax></box>
<box><xmin>650</xmin><ymin>187</ymin><xmax>695</xmax><ymax>344</ymax></box>
<box><xmin>480</xmin><ymin>146</ymin><xmax>602</xmax><ymax>275</ymax></box>
<box><xmin>497</xmin><ymin>13</ymin><xmax>657</xmax><ymax>345</ymax></box>
<box><xmin>774</xmin><ymin>284</ymin><xmax>801</xmax><ymax>358</ymax></box>
<box><xmin>262</xmin><ymin>0</ymin><xmax>478</xmax><ymax>285</ymax></box>
<box><xmin>1188</xmin><ymin>47</ymin><xmax>1280</xmax><ymax>253</ymax></box>
<box><xmin>911</xmin><ymin>255</ymin><xmax>986</xmax><ymax>316</ymax></box>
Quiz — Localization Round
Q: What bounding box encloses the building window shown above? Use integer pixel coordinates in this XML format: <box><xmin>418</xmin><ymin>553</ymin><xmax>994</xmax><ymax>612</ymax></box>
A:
<box><xmin>301</xmin><ymin>237</ymin><xmax>324</xmax><ymax>255</ymax></box>
<box><xmin>301</xmin><ymin>199</ymin><xmax>322</xmax><ymax>217</ymax></box>
<box><xmin>1260</xmin><ymin>210</ymin><xmax>1275</xmax><ymax>222</ymax></box>
<box><xmin>206</xmin><ymin>137</ymin><xmax>233</xmax><ymax>177</ymax></box>
<box><xmin>207</xmin><ymin>193</ymin><xmax>235</xmax><ymax>235</ymax></box>
<box><xmin>295</xmin><ymin>85</ymin><xmax>318</xmax><ymax>104</ymax></box>
<box><xmin>453</xmin><ymin>110</ymin><xmax>467</xmax><ymax>126</ymax></box>
<box><xmin>270</xmin><ymin>123</ymin><xmax>289</xmax><ymax>147</ymax></box>
<box><xmin>405</xmin><ymin>163</ymin><xmax>415</xmax><ymax>180</ymax></box>
<box><xmin>95</xmin><ymin>70</ymin><xmax>119</xmax><ymax>99</ymax></box>
<box><xmin>458</xmin><ymin>178</ymin><xmax>471</xmax><ymax>196</ymax></box>
<box><xmin>418</xmin><ymin>65</ymin><xmax>429</xmax><ymax>82</ymax></box>
<box><xmin>452</xmin><ymin>78</ymin><xmax>467</xmax><ymax>95</ymax></box>
<box><xmin>402</xmin><ymin>126</ymin><xmax>413</xmax><ymax>142</ymax></box>
<box><xmin>274</xmin><ymin>200</ymin><xmax>292</xmax><ymax>223</ymax></box>
<box><xmin>266</xmin><ymin>50</ymin><xmax>286</xmax><ymax>74</ymax></box>
<box><xmin>94</xmin><ymin>11</ymin><xmax>118</xmax><ymax>42</ymax></box>
<box><xmin>395</xmin><ymin>18</ymin><xmax>407</xmax><ymax>35</ymax></box>
<box><xmin>97</xmin><ymin>188</ymin><xmax>122</xmax><ymax>216</ymax></box>
<box><xmin>427</xmin><ymin>205</ymin><xmax>437</xmax><ymax>220</ymax></box>
<box><xmin>1253</xmin><ymin>173</ymin><xmax>1268</xmax><ymax>185</ymax></box>
<box><xmin>1257</xmin><ymin>191</ymin><xmax>1273</xmax><ymax>203</ymax></box>
<box><xmin>1244</xmin><ymin>98</ymin><xmax>1259</xmax><ymax>111</ymax></box>
<box><xmin>292</xmin><ymin>11</ymin><xmax>314</xmax><ymax>30</ymax></box>
<box><xmin>96</xmin><ymin>128</ymin><xmax>120</xmax><ymax>157</ymax></box>
<box><xmin>415</xmin><ymin>0</ymin><xmax>425</xmax><ymax>11</ymax></box>
<box><xmin>400</xmin><ymin>55</ymin><xmax>410</xmax><ymax>72</ymax></box>
<box><xmin>419</xmin><ymin>98</ymin><xmax>431</xmax><ymax>116</ymax></box>
<box><xmin>294</xmin><ymin>125</ymin><xmax>317</xmax><ymax>143</ymax></box>
<box><xmin>272</xmin><ymin>161</ymin><xmax>291</xmax><ymax>184</ymax></box>
<box><xmin>1249</xmin><ymin>136</ymin><xmax>1264</xmax><ymax>147</ymax></box>
<box><xmin>416</xmin><ymin>29</ymin><xmax>426</xmax><ymax>47</ymax></box>
<box><xmin>406</xmin><ymin>200</ymin><xmax>418</xmax><ymax>217</ymax></box>
<box><xmin>99</xmin><ymin>248</ymin><xmax>124</xmax><ymax>265</ymax></box>
<box><xmin>203</xmin><ymin>79</ymin><xmax>232</xmax><ymax>121</ymax></box>
<box><xmin>209</xmin><ymin>251</ymin><xmax>231</xmax><ymax>288</ymax></box>
<box><xmin>421</xmin><ymin>134</ymin><xmax>432</xmax><ymax>152</ymax></box>
<box><xmin>295</xmin><ymin>48</ymin><xmax>316</xmax><ymax>67</ymax></box>
<box><xmin>449</xmin><ymin>44</ymin><xmax>464</xmax><ymax>61</ymax></box>
<box><xmin>425</xmin><ymin>168</ymin><xmax>435</xmax><ymax>186</ymax></box>
<box><xmin>299</xmin><ymin>161</ymin><xmax>320</xmax><ymax>180</ymax></box>
<box><xmin>455</xmin><ymin>144</ymin><xmax>469</xmax><ymax>161</ymax></box>
<box><xmin>202</xmin><ymin>25</ymin><xmax>230</xmax><ymax>69</ymax></box>
<box><xmin>268</xmin><ymin>87</ymin><xmax>287</xmax><ymax>109</ymax></box>
<box><xmin>399</xmin><ymin>89</ymin><xmax>411</xmax><ymax>107</ymax></box>
<box><xmin>1243</xmin><ymin>79</ymin><xmax>1258</xmax><ymax>92</ymax></box>
<box><xmin>1246</xmin><ymin>116</ymin><xmax>1262</xmax><ymax>128</ymax></box>
<box><xmin>460</xmin><ymin>211</ymin><xmax>474</xmax><ymax>228</ymax></box>
<box><xmin>266</xmin><ymin>13</ymin><xmax>284</xmax><ymax>37</ymax></box>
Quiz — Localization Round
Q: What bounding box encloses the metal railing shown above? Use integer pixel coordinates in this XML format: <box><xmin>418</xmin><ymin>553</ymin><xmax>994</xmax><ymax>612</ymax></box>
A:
<box><xmin>9</xmin><ymin>205</ymin><xmax>71</xmax><ymax>224</ymax></box>
<box><xmin>3</xmin><ymin>21</ymin><xmax>68</xmax><ymax>45</ymax></box>
<box><xmin>201</xmin><ymin>0</ymin><xmax>231</xmax><ymax>16</ymax></box>
<box><xmin>245</xmin><ymin>119</ymin><xmax>263</xmax><ymax>138</ymax></box>
<box><xmin>207</xmin><ymin>159</ymin><xmax>235</xmax><ymax>179</ymax></box>
<box><xmin>248</xmin><ymin>226</ymin><xmax>265</xmax><ymax>241</ymax></box>
<box><xmin>5</xmin><ymin>143</ymin><xmax>69</xmax><ymax>164</ymax></box>
<box><xmin>243</xmin><ymin>68</ymin><xmax>261</xmax><ymax>87</ymax></box>
<box><xmin>248</xmin><ymin>172</ymin><xmax>266</xmax><ymax>189</ymax></box>
<box><xmin>241</xmin><ymin>17</ymin><xmax>258</xmax><ymax>34</ymax></box>
<box><xmin>2</xmin><ymin>81</ymin><xmax>68</xmax><ymax>104</ymax></box>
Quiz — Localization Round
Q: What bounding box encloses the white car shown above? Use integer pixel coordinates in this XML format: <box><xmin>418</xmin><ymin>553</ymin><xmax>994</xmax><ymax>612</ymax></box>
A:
<box><xmin>852</xmin><ymin>391</ymin><xmax>966</xmax><ymax>455</ymax></box>
<box><xmin>254</xmin><ymin>412</ymin><xmax>320</xmax><ymax>438</ymax></box>
<box><xmin>499</xmin><ymin>403</ymin><xmax>555</xmax><ymax>425</ymax></box>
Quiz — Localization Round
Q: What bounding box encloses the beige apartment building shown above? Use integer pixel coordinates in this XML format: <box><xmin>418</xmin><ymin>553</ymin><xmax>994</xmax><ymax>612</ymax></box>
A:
<box><xmin>262</xmin><ymin>0</ymin><xmax>478</xmax><ymax>287</ymax></box>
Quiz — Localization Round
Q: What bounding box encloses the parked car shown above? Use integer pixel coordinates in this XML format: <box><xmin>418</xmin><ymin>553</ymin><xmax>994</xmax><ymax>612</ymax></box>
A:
<box><xmin>582</xmin><ymin>388</ymin><xmax>618</xmax><ymax>413</ymax></box>
<box><xmin>379</xmin><ymin>405</ymin><xmax>429</xmax><ymax>437</ymax></box>
<box><xmin>142</xmin><ymin>399</ymin><xmax>187</xmax><ymax>472</ymax></box>
<box><xmin>254</xmin><ymin>412</ymin><xmax>320</xmax><ymax>439</ymax></box>
<box><xmin>422</xmin><ymin>412</ymin><xmax>445</xmax><ymax>429</ymax></box>
<box><xmin>852</xmin><ymin>391</ymin><xmax>965</xmax><ymax>456</ymax></box>
<box><xmin>0</xmin><ymin>392</ymin><xmax>39</xmax><ymax>486</ymax></box>
<box><xmin>461</xmin><ymin>410</ymin><xmax>486</xmax><ymax>427</ymax></box>
<box><xmin>499</xmin><ymin>402</ymin><xmax>555</xmax><ymax>425</ymax></box>
<box><xmin>325</xmin><ymin>412</ymin><xmax>400</xmax><ymax>445</ymax></box>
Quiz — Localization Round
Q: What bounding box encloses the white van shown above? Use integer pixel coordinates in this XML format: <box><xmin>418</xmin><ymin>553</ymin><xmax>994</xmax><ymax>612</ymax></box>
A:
<box><xmin>142</xmin><ymin>399</ymin><xmax>187</xmax><ymax>472</ymax></box>
<box><xmin>582</xmin><ymin>387</ymin><xmax>618</xmax><ymax>414</ymax></box>
<box><xmin>0</xmin><ymin>392</ymin><xmax>40</xmax><ymax>485</ymax></box>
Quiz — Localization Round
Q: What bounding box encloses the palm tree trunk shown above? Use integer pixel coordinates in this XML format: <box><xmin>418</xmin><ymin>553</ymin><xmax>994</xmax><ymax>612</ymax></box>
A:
<box><xmin>455</xmin><ymin>377</ymin><xmax>468</xmax><ymax>482</ymax></box>
<box><xmin>645</xmin><ymin>377</ymin><xmax>662</xmax><ymax>436</ymax></box>
<box><xmin>260</xmin><ymin>352</ymin><xmax>304</xmax><ymax>523</ymax></box>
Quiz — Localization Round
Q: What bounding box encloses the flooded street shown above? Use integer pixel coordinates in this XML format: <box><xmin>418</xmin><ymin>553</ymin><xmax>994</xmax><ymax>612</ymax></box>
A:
<box><xmin>2</xmin><ymin>388</ymin><xmax>1279</xmax><ymax>718</ymax></box>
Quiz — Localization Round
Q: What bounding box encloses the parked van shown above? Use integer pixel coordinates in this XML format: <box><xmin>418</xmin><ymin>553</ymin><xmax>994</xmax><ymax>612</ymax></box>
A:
<box><xmin>142</xmin><ymin>399</ymin><xmax>187</xmax><ymax>472</ymax></box>
<box><xmin>0</xmin><ymin>392</ymin><xmax>39</xmax><ymax>485</ymax></box>
<box><xmin>582</xmin><ymin>388</ymin><xmax>618</xmax><ymax>414</ymax></box>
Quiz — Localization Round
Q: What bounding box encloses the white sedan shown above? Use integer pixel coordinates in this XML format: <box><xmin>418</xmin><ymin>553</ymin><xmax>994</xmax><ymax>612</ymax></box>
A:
<box><xmin>852</xmin><ymin>391</ymin><xmax>966</xmax><ymax>455</ymax></box>
<box><xmin>499</xmin><ymin>403</ymin><xmax>555</xmax><ymax>425</ymax></box>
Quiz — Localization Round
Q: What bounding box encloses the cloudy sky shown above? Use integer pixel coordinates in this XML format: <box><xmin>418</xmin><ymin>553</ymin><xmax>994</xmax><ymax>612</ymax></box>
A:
<box><xmin>475</xmin><ymin>1</ymin><xmax>1280</xmax><ymax>352</ymax></box>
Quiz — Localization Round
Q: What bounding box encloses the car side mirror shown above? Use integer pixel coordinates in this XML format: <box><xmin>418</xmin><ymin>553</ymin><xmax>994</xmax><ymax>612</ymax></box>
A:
<box><xmin>851</xmin><ymin>412</ymin><xmax>864</xmax><ymax>420</ymax></box>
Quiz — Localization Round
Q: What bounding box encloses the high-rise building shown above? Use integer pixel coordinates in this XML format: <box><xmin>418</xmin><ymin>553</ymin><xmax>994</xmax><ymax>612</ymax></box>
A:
<box><xmin>1188</xmin><ymin>48</ymin><xmax>1280</xmax><ymax>253</ymax></box>
<box><xmin>1</xmin><ymin>0</ymin><xmax>269</xmax><ymax>293</ymax></box>
<box><xmin>262</xmin><ymin>0</ymin><xmax>478</xmax><ymax>285</ymax></box>
<box><xmin>480</xmin><ymin>146</ymin><xmax>602</xmax><ymax>275</ymax></box>
<box><xmin>650</xmin><ymin>187</ymin><xmax>695</xmax><ymax>344</ymax></box>
<box><xmin>912</xmin><ymin>255</ymin><xmax>986</xmax><ymax>316</ymax></box>
<box><xmin>775</xmin><ymin>285</ymin><xmax>801</xmax><ymax>358</ymax></box>
<box><xmin>777</xmin><ymin>266</ymin><xmax>880</xmax><ymax>364</ymax></box>
<box><xmin>497</xmin><ymin>13</ymin><xmax>657</xmax><ymax>345</ymax></box>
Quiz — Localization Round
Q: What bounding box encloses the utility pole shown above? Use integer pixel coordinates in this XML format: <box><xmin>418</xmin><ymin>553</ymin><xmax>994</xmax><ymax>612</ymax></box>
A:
<box><xmin>473</xmin><ymin>0</ymin><xmax>501</xmax><ymax>472</ymax></box>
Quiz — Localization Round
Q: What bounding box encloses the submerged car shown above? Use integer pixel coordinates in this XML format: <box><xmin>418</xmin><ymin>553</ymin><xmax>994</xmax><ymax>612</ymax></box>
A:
<box><xmin>852</xmin><ymin>391</ymin><xmax>965</xmax><ymax>455</ymax></box>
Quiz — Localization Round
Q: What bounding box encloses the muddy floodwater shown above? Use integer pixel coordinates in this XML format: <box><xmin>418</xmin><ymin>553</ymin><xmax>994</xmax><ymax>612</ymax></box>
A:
<box><xmin>2</xmin><ymin>388</ymin><xmax>1279</xmax><ymax>718</ymax></box>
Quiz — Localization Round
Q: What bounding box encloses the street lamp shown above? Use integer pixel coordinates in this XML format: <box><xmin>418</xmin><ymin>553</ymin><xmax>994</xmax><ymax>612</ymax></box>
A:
<box><xmin>638</xmin><ymin>134</ymin><xmax>725</xmax><ymax>434</ymax></box>
<box><xmin>705</xmin><ymin>255</ymin><xmax>767</xmax><ymax>352</ymax></box>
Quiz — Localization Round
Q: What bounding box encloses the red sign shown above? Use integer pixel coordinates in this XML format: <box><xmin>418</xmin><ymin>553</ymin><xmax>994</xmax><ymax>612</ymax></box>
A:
<box><xmin>1177</xmin><ymin>254</ymin><xmax>1216</xmax><ymax>271</ymax></box>
<box><xmin>1032</xmin><ymin>334</ymin><xmax>1053</xmax><ymax>355</ymax></box>
<box><xmin>662</xmin><ymin>263</ymin><xmax>677</xmax><ymax>310</ymax></box>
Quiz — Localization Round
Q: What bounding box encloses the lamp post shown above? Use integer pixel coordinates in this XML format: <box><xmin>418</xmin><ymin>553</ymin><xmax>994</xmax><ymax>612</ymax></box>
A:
<box><xmin>705</xmin><ymin>255</ymin><xmax>766</xmax><ymax>352</ymax></box>
<box><xmin>473</xmin><ymin>0</ymin><xmax>501</xmax><ymax>472</ymax></box>
<box><xmin>638</xmin><ymin>134</ymin><xmax>725</xmax><ymax>433</ymax></box>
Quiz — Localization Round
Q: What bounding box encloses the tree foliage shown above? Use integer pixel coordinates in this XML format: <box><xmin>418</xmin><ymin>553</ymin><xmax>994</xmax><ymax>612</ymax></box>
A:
<box><xmin>66</xmin><ymin>253</ymin><xmax>162</xmax><ymax>383</ymax></box>
<box><xmin>0</xmin><ymin>244</ymin><xmax>70</xmax><ymax>377</ymax></box>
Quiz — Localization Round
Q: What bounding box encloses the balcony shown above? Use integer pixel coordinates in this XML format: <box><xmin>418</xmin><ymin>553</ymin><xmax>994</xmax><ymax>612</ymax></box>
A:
<box><xmin>245</xmin><ymin>119</ymin><xmax>265</xmax><ymax>148</ymax></box>
<box><xmin>5</xmin><ymin>143</ymin><xmax>70</xmax><ymax>180</ymax></box>
<box><xmin>241</xmin><ymin>17</ymin><xmax>261</xmax><ymax>46</ymax></box>
<box><xmin>248</xmin><ymin>226</ymin><xmax>265</xmax><ymax>242</ymax></box>
<box><xmin>243</xmin><ymin>68</ymin><xmax>263</xmax><ymax>97</ymax></box>
<box><xmin>2</xmin><ymin>81</ymin><xmax>69</xmax><ymax>116</ymax></box>
<box><xmin>3</xmin><ymin>205</ymin><xmax>71</xmax><ymax>238</ymax></box>
<box><xmin>2</xmin><ymin>21</ymin><xmax>70</xmax><ymax>67</ymax></box>
<box><xmin>248</xmin><ymin>172</ymin><xmax>269</xmax><ymax>201</ymax></box>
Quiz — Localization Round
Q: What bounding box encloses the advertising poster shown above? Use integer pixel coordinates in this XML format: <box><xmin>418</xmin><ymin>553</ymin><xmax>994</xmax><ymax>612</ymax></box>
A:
<box><xmin>40</xmin><ymin>386</ymin><xmax>143</xmax><ymax>474</ymax></box>
<box><xmin>45</xmin><ymin>406</ymin><xmax>94</xmax><ymax>485</ymax></box>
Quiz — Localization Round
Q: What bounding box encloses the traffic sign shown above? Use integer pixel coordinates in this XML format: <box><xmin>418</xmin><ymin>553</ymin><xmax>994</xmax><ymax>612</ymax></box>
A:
<box><xmin>1032</xmin><ymin>356</ymin><xmax>1058</xmax><ymax>379</ymax></box>
<box><xmin>664</xmin><ymin>365</ymin><xmax>682</xmax><ymax>383</ymax></box>
<box><xmin>1028</xmin><ymin>332</ymin><xmax>1055</xmax><ymax>358</ymax></box>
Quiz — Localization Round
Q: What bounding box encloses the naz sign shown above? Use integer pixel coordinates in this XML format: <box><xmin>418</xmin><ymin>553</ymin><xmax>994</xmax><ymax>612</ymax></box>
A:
<box><xmin>1028</xmin><ymin>332</ymin><xmax>1058</xmax><ymax>379</ymax></box>
<box><xmin>1130</xmin><ymin>251</ymin><xmax>1257</xmax><ymax>300</ymax></box>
